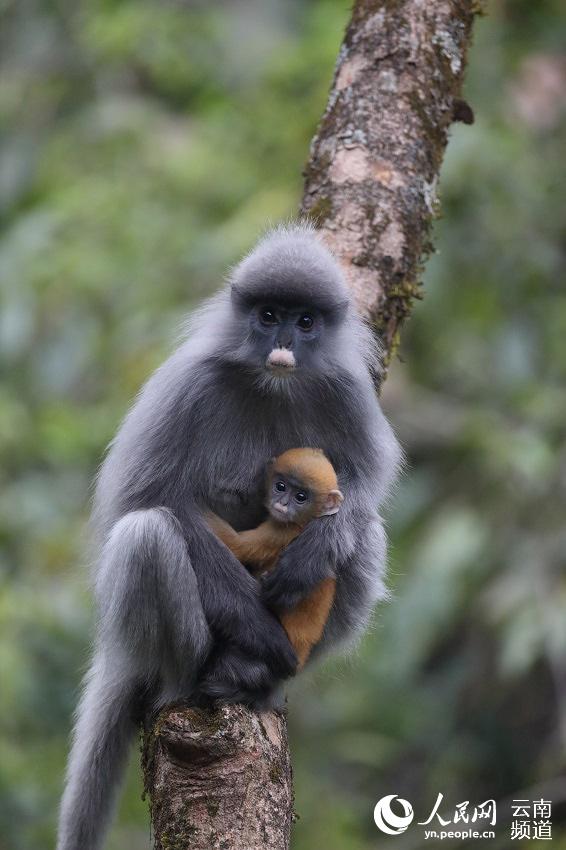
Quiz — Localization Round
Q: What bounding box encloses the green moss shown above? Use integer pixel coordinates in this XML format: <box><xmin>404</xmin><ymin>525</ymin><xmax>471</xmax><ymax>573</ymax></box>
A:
<box><xmin>206</xmin><ymin>800</ymin><xmax>220</xmax><ymax>818</ymax></box>
<box><xmin>269</xmin><ymin>762</ymin><xmax>285</xmax><ymax>784</ymax></box>
<box><xmin>182</xmin><ymin>706</ymin><xmax>226</xmax><ymax>735</ymax></box>
<box><xmin>471</xmin><ymin>0</ymin><xmax>488</xmax><ymax>16</ymax></box>
<box><xmin>305</xmin><ymin>149</ymin><xmax>332</xmax><ymax>184</ymax></box>
<box><xmin>306</xmin><ymin>195</ymin><xmax>333</xmax><ymax>225</ymax></box>
<box><xmin>407</xmin><ymin>90</ymin><xmax>446</xmax><ymax>167</ymax></box>
<box><xmin>374</xmin><ymin>271</ymin><xmax>425</xmax><ymax>374</ymax></box>
<box><xmin>159</xmin><ymin>823</ymin><xmax>200</xmax><ymax>850</ymax></box>
<box><xmin>141</xmin><ymin>705</ymin><xmax>229</xmax><ymax>845</ymax></box>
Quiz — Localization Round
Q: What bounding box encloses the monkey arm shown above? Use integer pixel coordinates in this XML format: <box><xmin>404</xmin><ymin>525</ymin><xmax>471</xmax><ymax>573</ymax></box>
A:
<box><xmin>205</xmin><ymin>512</ymin><xmax>289</xmax><ymax>574</ymax></box>
<box><xmin>279</xmin><ymin>577</ymin><xmax>336</xmax><ymax>668</ymax></box>
<box><xmin>204</xmin><ymin>512</ymin><xmax>245</xmax><ymax>556</ymax></box>
<box><xmin>261</xmin><ymin>477</ymin><xmax>368</xmax><ymax>612</ymax></box>
<box><xmin>261</xmin><ymin>519</ymin><xmax>337</xmax><ymax>611</ymax></box>
<box><xmin>314</xmin><ymin>516</ymin><xmax>388</xmax><ymax>658</ymax></box>
<box><xmin>170</xmin><ymin>499</ymin><xmax>297</xmax><ymax>678</ymax></box>
<box><xmin>206</xmin><ymin>505</ymin><xmax>335</xmax><ymax>667</ymax></box>
<box><xmin>205</xmin><ymin>509</ymin><xmax>332</xmax><ymax>668</ymax></box>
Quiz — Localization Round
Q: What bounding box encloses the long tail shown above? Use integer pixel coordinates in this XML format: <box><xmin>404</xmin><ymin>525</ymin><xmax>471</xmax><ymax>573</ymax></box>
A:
<box><xmin>57</xmin><ymin>506</ymin><xmax>212</xmax><ymax>850</ymax></box>
<box><xmin>56</xmin><ymin>649</ymin><xmax>141</xmax><ymax>850</ymax></box>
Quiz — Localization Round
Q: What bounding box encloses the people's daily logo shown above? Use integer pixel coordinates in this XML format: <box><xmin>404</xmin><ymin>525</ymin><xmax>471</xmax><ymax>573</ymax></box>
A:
<box><xmin>373</xmin><ymin>795</ymin><xmax>414</xmax><ymax>835</ymax></box>
<box><xmin>373</xmin><ymin>793</ymin><xmax>553</xmax><ymax>842</ymax></box>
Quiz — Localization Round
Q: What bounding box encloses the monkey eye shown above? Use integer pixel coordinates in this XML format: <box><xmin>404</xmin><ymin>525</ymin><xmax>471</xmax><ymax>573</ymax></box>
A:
<box><xmin>295</xmin><ymin>491</ymin><xmax>308</xmax><ymax>503</ymax></box>
<box><xmin>297</xmin><ymin>313</ymin><xmax>314</xmax><ymax>331</ymax></box>
<box><xmin>259</xmin><ymin>306</ymin><xmax>279</xmax><ymax>326</ymax></box>
<box><xmin>275</xmin><ymin>481</ymin><xmax>286</xmax><ymax>492</ymax></box>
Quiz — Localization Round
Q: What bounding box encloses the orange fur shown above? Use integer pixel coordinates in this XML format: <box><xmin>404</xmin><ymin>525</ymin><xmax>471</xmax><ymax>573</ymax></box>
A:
<box><xmin>205</xmin><ymin>448</ymin><xmax>341</xmax><ymax>668</ymax></box>
<box><xmin>280</xmin><ymin>578</ymin><xmax>336</xmax><ymax>667</ymax></box>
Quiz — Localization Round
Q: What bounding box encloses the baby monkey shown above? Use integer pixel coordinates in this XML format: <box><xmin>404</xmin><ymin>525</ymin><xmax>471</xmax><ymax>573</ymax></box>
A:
<box><xmin>207</xmin><ymin>448</ymin><xmax>343</xmax><ymax>668</ymax></box>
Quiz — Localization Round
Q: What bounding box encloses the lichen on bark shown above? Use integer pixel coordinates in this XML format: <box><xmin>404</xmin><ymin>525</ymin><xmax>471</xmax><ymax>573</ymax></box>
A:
<box><xmin>302</xmin><ymin>0</ymin><xmax>477</xmax><ymax>376</ymax></box>
<box><xmin>142</xmin><ymin>704</ymin><xmax>293</xmax><ymax>850</ymax></box>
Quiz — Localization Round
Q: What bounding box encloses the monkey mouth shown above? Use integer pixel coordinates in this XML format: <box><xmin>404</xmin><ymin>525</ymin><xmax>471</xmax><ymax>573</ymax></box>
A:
<box><xmin>266</xmin><ymin>349</ymin><xmax>296</xmax><ymax>374</ymax></box>
<box><xmin>270</xmin><ymin>503</ymin><xmax>289</xmax><ymax>518</ymax></box>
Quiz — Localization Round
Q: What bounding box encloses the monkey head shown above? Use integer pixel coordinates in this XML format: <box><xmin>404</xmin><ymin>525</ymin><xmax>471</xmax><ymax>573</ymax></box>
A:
<box><xmin>229</xmin><ymin>225</ymin><xmax>350</xmax><ymax>378</ymax></box>
<box><xmin>266</xmin><ymin>448</ymin><xmax>344</xmax><ymax>526</ymax></box>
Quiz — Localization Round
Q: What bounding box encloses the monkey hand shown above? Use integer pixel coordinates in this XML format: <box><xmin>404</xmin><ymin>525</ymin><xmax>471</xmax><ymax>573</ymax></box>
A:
<box><xmin>198</xmin><ymin>648</ymin><xmax>276</xmax><ymax>708</ymax></box>
<box><xmin>243</xmin><ymin>608</ymin><xmax>298</xmax><ymax>679</ymax></box>
<box><xmin>216</xmin><ymin>594</ymin><xmax>298</xmax><ymax>680</ymax></box>
<box><xmin>199</xmin><ymin>536</ymin><xmax>297</xmax><ymax>678</ymax></box>
<box><xmin>261</xmin><ymin>530</ymin><xmax>334</xmax><ymax>611</ymax></box>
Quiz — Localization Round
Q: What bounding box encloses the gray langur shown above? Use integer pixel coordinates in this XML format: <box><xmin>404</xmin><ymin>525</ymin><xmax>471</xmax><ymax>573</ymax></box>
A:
<box><xmin>56</xmin><ymin>223</ymin><xmax>401</xmax><ymax>850</ymax></box>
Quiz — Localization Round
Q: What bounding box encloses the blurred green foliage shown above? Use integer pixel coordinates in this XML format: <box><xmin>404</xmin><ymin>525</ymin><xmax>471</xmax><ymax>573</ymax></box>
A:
<box><xmin>1</xmin><ymin>1</ymin><xmax>565</xmax><ymax>848</ymax></box>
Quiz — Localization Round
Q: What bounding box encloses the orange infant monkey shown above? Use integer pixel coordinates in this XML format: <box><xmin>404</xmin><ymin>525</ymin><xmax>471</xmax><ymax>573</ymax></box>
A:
<box><xmin>206</xmin><ymin>448</ymin><xmax>343</xmax><ymax>668</ymax></box>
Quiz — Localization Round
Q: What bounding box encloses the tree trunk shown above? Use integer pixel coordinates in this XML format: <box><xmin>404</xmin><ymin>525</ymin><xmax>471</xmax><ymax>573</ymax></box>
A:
<box><xmin>302</xmin><ymin>0</ymin><xmax>478</xmax><ymax>373</ymax></box>
<box><xmin>142</xmin><ymin>705</ymin><xmax>292</xmax><ymax>850</ymax></box>
<box><xmin>142</xmin><ymin>1</ymin><xmax>478</xmax><ymax>847</ymax></box>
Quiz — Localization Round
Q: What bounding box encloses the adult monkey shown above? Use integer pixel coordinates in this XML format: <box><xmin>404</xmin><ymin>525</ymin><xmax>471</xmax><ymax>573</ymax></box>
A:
<box><xmin>57</xmin><ymin>224</ymin><xmax>401</xmax><ymax>850</ymax></box>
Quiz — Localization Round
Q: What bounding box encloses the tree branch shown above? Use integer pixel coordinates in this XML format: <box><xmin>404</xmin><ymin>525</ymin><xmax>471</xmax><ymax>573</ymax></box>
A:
<box><xmin>142</xmin><ymin>1</ymin><xmax>477</xmax><ymax>847</ymax></box>
<box><xmin>142</xmin><ymin>705</ymin><xmax>293</xmax><ymax>850</ymax></box>
<box><xmin>302</xmin><ymin>0</ymin><xmax>476</xmax><ymax>370</ymax></box>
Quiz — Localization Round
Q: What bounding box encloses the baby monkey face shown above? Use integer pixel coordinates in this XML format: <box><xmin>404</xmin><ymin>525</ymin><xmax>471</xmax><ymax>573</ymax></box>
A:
<box><xmin>266</xmin><ymin>450</ymin><xmax>344</xmax><ymax>526</ymax></box>
<box><xmin>268</xmin><ymin>473</ymin><xmax>313</xmax><ymax>524</ymax></box>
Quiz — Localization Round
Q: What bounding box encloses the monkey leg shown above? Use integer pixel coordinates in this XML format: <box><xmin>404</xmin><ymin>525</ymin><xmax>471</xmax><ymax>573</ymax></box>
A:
<box><xmin>279</xmin><ymin>577</ymin><xmax>336</xmax><ymax>668</ymax></box>
<box><xmin>96</xmin><ymin>507</ymin><xmax>212</xmax><ymax>700</ymax></box>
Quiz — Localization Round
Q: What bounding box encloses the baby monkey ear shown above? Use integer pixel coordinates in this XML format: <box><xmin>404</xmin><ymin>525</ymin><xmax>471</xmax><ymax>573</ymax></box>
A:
<box><xmin>318</xmin><ymin>489</ymin><xmax>344</xmax><ymax>517</ymax></box>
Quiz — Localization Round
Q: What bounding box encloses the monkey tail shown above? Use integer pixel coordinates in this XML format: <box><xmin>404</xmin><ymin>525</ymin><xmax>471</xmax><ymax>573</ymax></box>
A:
<box><xmin>56</xmin><ymin>649</ymin><xmax>143</xmax><ymax>850</ymax></box>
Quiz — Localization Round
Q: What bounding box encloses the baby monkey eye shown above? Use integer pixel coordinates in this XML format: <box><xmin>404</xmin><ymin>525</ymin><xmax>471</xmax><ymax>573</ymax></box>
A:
<box><xmin>275</xmin><ymin>481</ymin><xmax>286</xmax><ymax>492</ymax></box>
<box><xmin>259</xmin><ymin>306</ymin><xmax>279</xmax><ymax>326</ymax></box>
<box><xmin>297</xmin><ymin>313</ymin><xmax>314</xmax><ymax>331</ymax></box>
<box><xmin>295</xmin><ymin>491</ymin><xmax>308</xmax><ymax>503</ymax></box>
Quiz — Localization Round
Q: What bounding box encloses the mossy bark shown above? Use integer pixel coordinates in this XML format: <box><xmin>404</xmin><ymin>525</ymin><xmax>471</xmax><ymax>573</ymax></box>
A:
<box><xmin>302</xmin><ymin>0</ymin><xmax>477</xmax><ymax>373</ymax></box>
<box><xmin>142</xmin><ymin>705</ymin><xmax>293</xmax><ymax>850</ymax></box>
<box><xmin>141</xmin><ymin>1</ymin><xmax>477</xmax><ymax>847</ymax></box>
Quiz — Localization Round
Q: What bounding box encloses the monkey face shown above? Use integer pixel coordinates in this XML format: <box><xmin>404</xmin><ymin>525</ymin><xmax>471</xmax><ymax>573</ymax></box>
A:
<box><xmin>267</xmin><ymin>469</ymin><xmax>344</xmax><ymax>526</ymax></box>
<box><xmin>255</xmin><ymin>303</ymin><xmax>322</xmax><ymax>375</ymax></box>
<box><xmin>238</xmin><ymin>301</ymin><xmax>346</xmax><ymax>377</ymax></box>
<box><xmin>267</xmin><ymin>472</ymin><xmax>314</xmax><ymax>524</ymax></box>
<box><xmin>230</xmin><ymin>293</ymin><xmax>348</xmax><ymax>378</ymax></box>
<box><xmin>228</xmin><ymin>223</ymin><xmax>351</xmax><ymax>380</ymax></box>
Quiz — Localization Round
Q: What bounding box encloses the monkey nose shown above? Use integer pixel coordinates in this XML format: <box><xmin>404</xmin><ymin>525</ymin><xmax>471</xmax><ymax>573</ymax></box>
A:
<box><xmin>266</xmin><ymin>348</ymin><xmax>296</xmax><ymax>371</ymax></box>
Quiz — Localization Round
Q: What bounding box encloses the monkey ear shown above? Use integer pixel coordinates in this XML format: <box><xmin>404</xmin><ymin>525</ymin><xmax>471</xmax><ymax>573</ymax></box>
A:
<box><xmin>318</xmin><ymin>489</ymin><xmax>344</xmax><ymax>517</ymax></box>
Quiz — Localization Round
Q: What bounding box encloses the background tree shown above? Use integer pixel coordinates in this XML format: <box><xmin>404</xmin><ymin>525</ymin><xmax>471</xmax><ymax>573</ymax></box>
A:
<box><xmin>0</xmin><ymin>1</ymin><xmax>565</xmax><ymax>848</ymax></box>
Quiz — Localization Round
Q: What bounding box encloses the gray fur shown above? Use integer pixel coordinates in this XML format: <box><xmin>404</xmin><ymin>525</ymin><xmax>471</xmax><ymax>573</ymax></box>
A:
<box><xmin>57</xmin><ymin>223</ymin><xmax>401</xmax><ymax>850</ymax></box>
